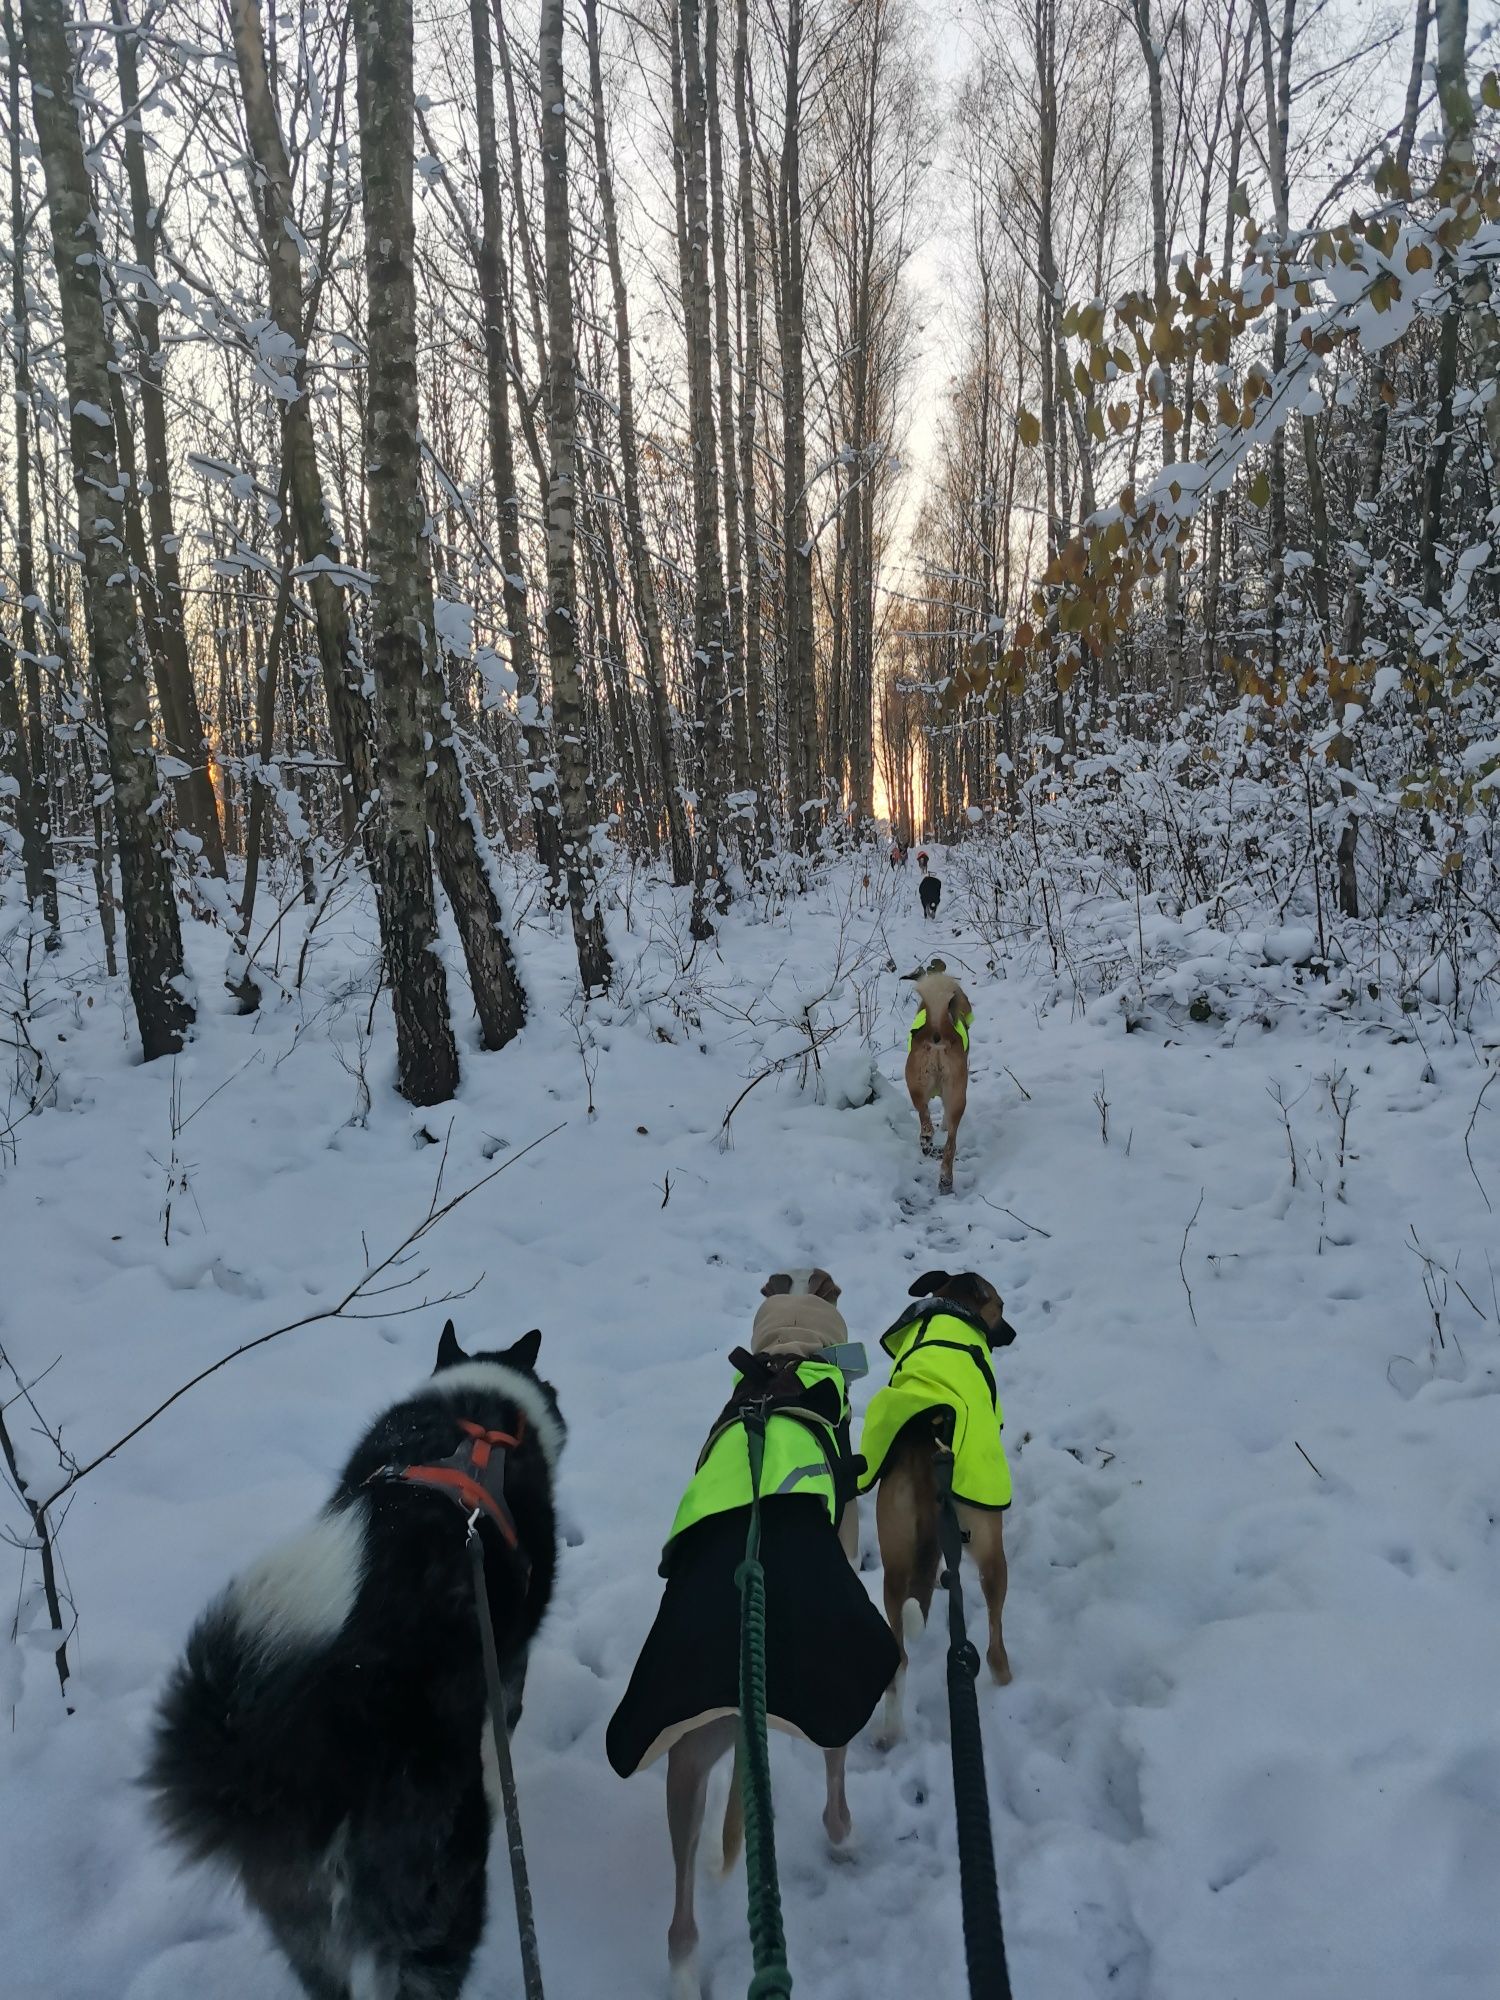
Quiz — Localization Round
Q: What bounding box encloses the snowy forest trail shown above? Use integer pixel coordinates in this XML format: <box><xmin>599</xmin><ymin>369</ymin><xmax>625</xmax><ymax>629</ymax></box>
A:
<box><xmin>2</xmin><ymin>864</ymin><xmax>1498</xmax><ymax>2000</ymax></box>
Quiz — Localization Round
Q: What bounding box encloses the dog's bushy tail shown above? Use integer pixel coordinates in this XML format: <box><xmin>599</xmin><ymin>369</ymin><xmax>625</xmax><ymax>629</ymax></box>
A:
<box><xmin>145</xmin><ymin>1598</ymin><xmax>291</xmax><ymax>1869</ymax></box>
<box><xmin>717</xmin><ymin>1745</ymin><xmax>745</xmax><ymax>1877</ymax></box>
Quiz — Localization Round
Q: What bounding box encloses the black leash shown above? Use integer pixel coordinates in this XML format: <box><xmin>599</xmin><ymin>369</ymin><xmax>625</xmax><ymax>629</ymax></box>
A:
<box><xmin>734</xmin><ymin>1408</ymin><xmax>795</xmax><ymax>1999</ymax></box>
<box><xmin>467</xmin><ymin>1519</ymin><xmax>546</xmax><ymax>2000</ymax></box>
<box><xmin>934</xmin><ymin>1445</ymin><xmax>1014</xmax><ymax>2000</ymax></box>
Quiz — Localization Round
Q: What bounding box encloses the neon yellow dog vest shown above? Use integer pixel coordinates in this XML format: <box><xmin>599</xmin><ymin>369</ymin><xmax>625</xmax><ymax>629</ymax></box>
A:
<box><xmin>908</xmin><ymin>1006</ymin><xmax>970</xmax><ymax>1052</ymax></box>
<box><xmin>666</xmin><ymin>1358</ymin><xmax>851</xmax><ymax>1557</ymax></box>
<box><xmin>858</xmin><ymin>1308</ymin><xmax>1010</xmax><ymax>1510</ymax></box>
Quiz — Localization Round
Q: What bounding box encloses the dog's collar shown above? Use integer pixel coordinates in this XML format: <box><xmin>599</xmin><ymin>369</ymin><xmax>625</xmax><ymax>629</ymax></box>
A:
<box><xmin>879</xmin><ymin>1297</ymin><xmax>1011</xmax><ymax>1355</ymax></box>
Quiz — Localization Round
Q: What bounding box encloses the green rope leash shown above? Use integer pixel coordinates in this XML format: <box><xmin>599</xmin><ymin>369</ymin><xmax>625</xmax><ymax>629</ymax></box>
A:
<box><xmin>734</xmin><ymin>1412</ymin><xmax>794</xmax><ymax>2000</ymax></box>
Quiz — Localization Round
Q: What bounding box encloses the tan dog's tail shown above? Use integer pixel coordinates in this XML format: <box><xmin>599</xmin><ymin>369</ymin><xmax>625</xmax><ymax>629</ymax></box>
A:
<box><xmin>718</xmin><ymin>1745</ymin><xmax>745</xmax><ymax>1876</ymax></box>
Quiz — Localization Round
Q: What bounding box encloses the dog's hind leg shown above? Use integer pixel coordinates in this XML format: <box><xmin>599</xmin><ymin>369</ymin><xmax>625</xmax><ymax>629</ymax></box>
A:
<box><xmin>823</xmin><ymin>1746</ymin><xmax>852</xmax><ymax>1846</ymax></box>
<box><xmin>666</xmin><ymin>1716</ymin><xmax>736</xmax><ymax>1997</ymax></box>
<box><xmin>875</xmin><ymin>1429</ymin><xmax>944</xmax><ymax>1746</ymax></box>
<box><xmin>962</xmin><ymin>1505</ymin><xmax>1012</xmax><ymax>1685</ymax></box>
<box><xmin>349</xmin><ymin>1953</ymin><xmax>400</xmax><ymax>2000</ymax></box>
<box><xmin>875</xmin><ymin>1468</ymin><xmax>921</xmax><ymax>1747</ymax></box>
<box><xmin>265</xmin><ymin>1928</ymin><xmax>352</xmax><ymax>2000</ymax></box>
<box><xmin>905</xmin><ymin>1053</ymin><xmax>936</xmax><ymax>1159</ymax></box>
<box><xmin>249</xmin><ymin>1868</ymin><xmax>351</xmax><ymax>2000</ymax></box>
<box><xmin>938</xmin><ymin>1065</ymin><xmax>966</xmax><ymax>1195</ymax></box>
<box><xmin>877</xmin><ymin>1600</ymin><xmax>926</xmax><ymax>1748</ymax></box>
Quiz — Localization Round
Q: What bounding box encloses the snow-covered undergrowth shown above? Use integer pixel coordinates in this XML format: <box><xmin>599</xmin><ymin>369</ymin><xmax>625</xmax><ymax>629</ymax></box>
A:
<box><xmin>2</xmin><ymin>844</ymin><xmax>1498</xmax><ymax>2000</ymax></box>
<box><xmin>955</xmin><ymin>713</ymin><xmax>1500</xmax><ymax>1046</ymax></box>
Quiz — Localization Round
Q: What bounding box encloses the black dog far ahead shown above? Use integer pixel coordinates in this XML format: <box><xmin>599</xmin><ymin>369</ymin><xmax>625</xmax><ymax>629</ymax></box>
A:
<box><xmin>147</xmin><ymin>1322</ymin><xmax>564</xmax><ymax>2000</ymax></box>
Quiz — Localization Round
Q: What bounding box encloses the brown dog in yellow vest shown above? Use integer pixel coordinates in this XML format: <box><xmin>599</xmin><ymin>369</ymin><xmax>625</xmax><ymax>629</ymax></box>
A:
<box><xmin>863</xmin><ymin>1269</ymin><xmax>1017</xmax><ymax>1745</ymax></box>
<box><xmin>904</xmin><ymin>961</ymin><xmax>972</xmax><ymax>1195</ymax></box>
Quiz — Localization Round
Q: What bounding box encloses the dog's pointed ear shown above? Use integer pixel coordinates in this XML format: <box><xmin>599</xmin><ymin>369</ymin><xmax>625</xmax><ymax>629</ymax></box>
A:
<box><xmin>908</xmin><ymin>1268</ymin><xmax>950</xmax><ymax>1299</ymax></box>
<box><xmin>434</xmin><ymin>1319</ymin><xmax>466</xmax><ymax>1372</ymax></box>
<box><xmin>761</xmin><ymin>1273</ymin><xmax>793</xmax><ymax>1297</ymax></box>
<box><xmin>505</xmin><ymin>1328</ymin><xmax>543</xmax><ymax>1373</ymax></box>
<box><xmin>927</xmin><ymin>957</ymin><xmax>947</xmax><ymax>973</ymax></box>
<box><xmin>808</xmin><ymin>1268</ymin><xmax>841</xmax><ymax>1305</ymax></box>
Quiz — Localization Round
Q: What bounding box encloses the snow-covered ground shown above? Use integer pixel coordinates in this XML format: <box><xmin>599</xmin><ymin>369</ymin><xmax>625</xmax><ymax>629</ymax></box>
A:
<box><xmin>3</xmin><ymin>856</ymin><xmax>1498</xmax><ymax>2000</ymax></box>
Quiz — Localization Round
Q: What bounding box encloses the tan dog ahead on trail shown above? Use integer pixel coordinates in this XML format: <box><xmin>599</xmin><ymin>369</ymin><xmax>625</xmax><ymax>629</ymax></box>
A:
<box><xmin>904</xmin><ymin>961</ymin><xmax>972</xmax><ymax>1195</ymax></box>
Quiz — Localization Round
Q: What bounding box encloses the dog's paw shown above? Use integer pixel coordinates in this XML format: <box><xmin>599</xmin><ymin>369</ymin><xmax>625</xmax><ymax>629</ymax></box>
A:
<box><xmin>988</xmin><ymin>1644</ymin><xmax>1013</xmax><ymax>1686</ymax></box>
<box><xmin>874</xmin><ymin>1684</ymin><xmax>906</xmax><ymax>1750</ymax></box>
<box><xmin>919</xmin><ymin>1133</ymin><xmax>936</xmax><ymax>1158</ymax></box>
<box><xmin>669</xmin><ymin>1949</ymin><xmax>705</xmax><ymax>2000</ymax></box>
<box><xmin>823</xmin><ymin>1800</ymin><xmax>853</xmax><ymax>1847</ymax></box>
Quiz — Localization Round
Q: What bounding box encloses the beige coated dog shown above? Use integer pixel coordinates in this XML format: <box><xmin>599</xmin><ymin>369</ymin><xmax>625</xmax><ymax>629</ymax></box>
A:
<box><xmin>658</xmin><ymin>1269</ymin><xmax>867</xmax><ymax>1999</ymax></box>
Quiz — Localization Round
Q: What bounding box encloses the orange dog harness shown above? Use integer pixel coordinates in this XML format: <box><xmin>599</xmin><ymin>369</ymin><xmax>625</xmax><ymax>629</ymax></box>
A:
<box><xmin>378</xmin><ymin>1415</ymin><xmax>532</xmax><ymax>1590</ymax></box>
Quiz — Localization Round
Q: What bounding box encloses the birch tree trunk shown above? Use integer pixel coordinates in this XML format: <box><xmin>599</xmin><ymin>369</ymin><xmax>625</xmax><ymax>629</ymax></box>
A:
<box><xmin>679</xmin><ymin>0</ymin><xmax>733</xmax><ymax>936</ymax></box>
<box><xmin>581</xmin><ymin>0</ymin><xmax>693</xmax><ymax>884</ymax></box>
<box><xmin>1433</xmin><ymin>0</ymin><xmax>1500</xmax><ymax>464</ymax></box>
<box><xmin>705</xmin><ymin>0</ymin><xmax>751</xmax><ymax>810</ymax></box>
<box><xmin>425</xmin><ymin>677</ymin><xmax>528</xmax><ymax>1050</ymax></box>
<box><xmin>3</xmin><ymin>0</ymin><xmax>58</xmax><ymax>941</ymax></box>
<box><xmin>229</xmin><ymin>0</ymin><xmax>377</xmax><ymax>848</ymax></box>
<box><xmin>20</xmin><ymin>0</ymin><xmax>192</xmax><ymax>1057</ymax></box>
<box><xmin>492</xmin><ymin>0</ymin><xmax>551</xmax><ymax>407</ymax></box>
<box><xmin>1340</xmin><ymin>0</ymin><xmax>1427</xmax><ymax>663</ymax></box>
<box><xmin>1423</xmin><ymin>0</ymin><xmax>1495</xmax><ymax>602</ymax></box>
<box><xmin>779</xmin><ymin>0</ymin><xmax>820</xmax><ymax>844</ymax></box>
<box><xmin>351</xmin><ymin>0</ymin><xmax>460</xmax><ymax>1102</ymax></box>
<box><xmin>733</xmin><ymin>0</ymin><xmax>772</xmax><ymax>850</ymax></box>
<box><xmin>540</xmin><ymin>0</ymin><xmax>612</xmax><ymax>992</ymax></box>
<box><xmin>1130</xmin><ymin>0</ymin><xmax>1183</xmax><ymax>711</ymax></box>
<box><xmin>109</xmin><ymin>0</ymin><xmax>226</xmax><ymax>881</ymax></box>
<box><xmin>0</xmin><ymin>580</ymin><xmax>45</xmax><ymax>929</ymax></box>
<box><xmin>469</xmin><ymin>0</ymin><xmax>562</xmax><ymax>892</ymax></box>
<box><xmin>1253</xmin><ymin>0</ymin><xmax>1295</xmax><ymax>682</ymax></box>
<box><xmin>1201</xmin><ymin>11</ymin><xmax>1255</xmax><ymax>687</ymax></box>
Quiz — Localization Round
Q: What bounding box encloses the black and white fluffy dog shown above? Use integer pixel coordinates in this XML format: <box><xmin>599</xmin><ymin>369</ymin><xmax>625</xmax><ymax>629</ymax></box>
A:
<box><xmin>148</xmin><ymin>1322</ymin><xmax>565</xmax><ymax>2000</ymax></box>
<box><xmin>918</xmin><ymin>873</ymin><xmax>942</xmax><ymax>918</ymax></box>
